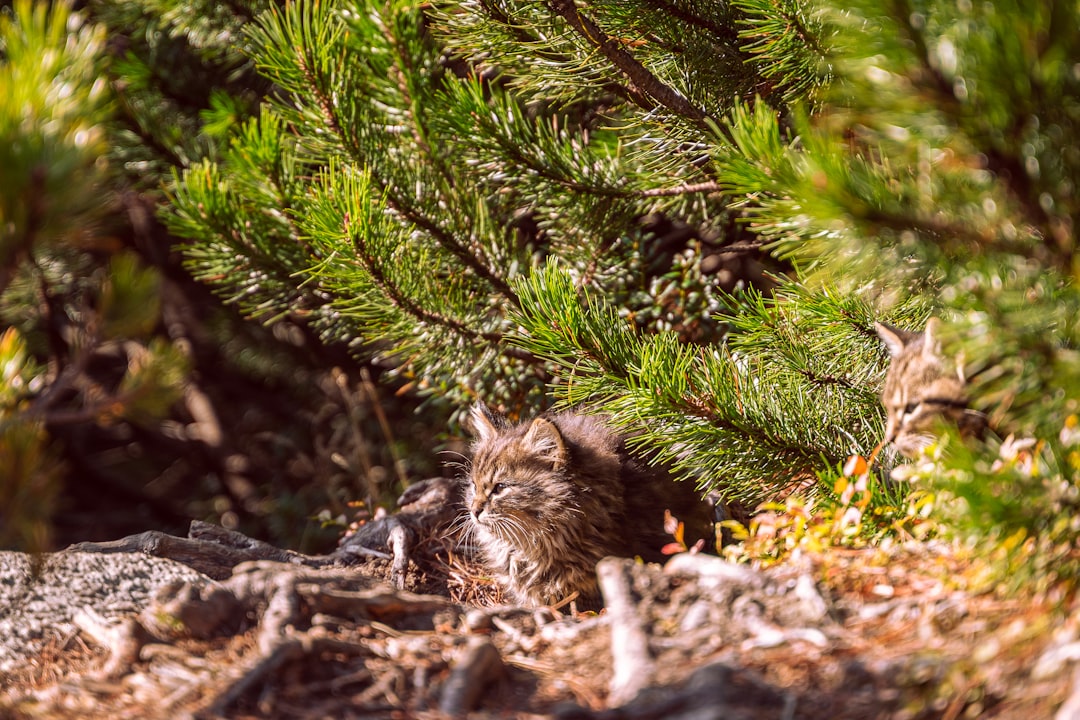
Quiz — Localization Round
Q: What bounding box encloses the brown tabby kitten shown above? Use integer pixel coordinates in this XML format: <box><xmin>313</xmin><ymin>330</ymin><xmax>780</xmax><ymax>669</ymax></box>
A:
<box><xmin>875</xmin><ymin>318</ymin><xmax>987</xmax><ymax>458</ymax></box>
<box><xmin>463</xmin><ymin>405</ymin><xmax>713</xmax><ymax>608</ymax></box>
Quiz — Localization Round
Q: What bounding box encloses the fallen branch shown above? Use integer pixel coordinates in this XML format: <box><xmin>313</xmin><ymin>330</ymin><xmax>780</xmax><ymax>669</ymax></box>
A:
<box><xmin>65</xmin><ymin>529</ymin><xmax>293</xmax><ymax>580</ymax></box>
<box><xmin>64</xmin><ymin>477</ymin><xmax>462</xmax><ymax>582</ymax></box>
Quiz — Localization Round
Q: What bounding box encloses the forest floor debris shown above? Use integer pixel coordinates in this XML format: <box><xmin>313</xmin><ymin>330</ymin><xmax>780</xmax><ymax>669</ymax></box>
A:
<box><xmin>1</xmin><ymin>486</ymin><xmax>1077</xmax><ymax>719</ymax></box>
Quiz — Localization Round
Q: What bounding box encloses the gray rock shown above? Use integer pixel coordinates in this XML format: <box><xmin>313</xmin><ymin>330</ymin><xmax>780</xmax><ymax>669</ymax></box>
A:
<box><xmin>0</xmin><ymin>550</ymin><xmax>209</xmax><ymax>674</ymax></box>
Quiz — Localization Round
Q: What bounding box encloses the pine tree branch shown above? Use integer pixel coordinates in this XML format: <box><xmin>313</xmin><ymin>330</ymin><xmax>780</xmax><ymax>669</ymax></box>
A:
<box><xmin>344</xmin><ymin>223</ymin><xmax>541</xmax><ymax>365</ymax></box>
<box><xmin>385</xmin><ymin>32</ymin><xmax>441</xmax><ymax>179</ymax></box>
<box><xmin>795</xmin><ymin>368</ymin><xmax>854</xmax><ymax>389</ymax></box>
<box><xmin>676</xmin><ymin>392</ymin><xmax>740</xmax><ymax>429</ymax></box>
<box><xmin>637</xmin><ymin>181</ymin><xmax>722</xmax><ymax>197</ymax></box>
<box><xmin>547</xmin><ymin>0</ymin><xmax>711</xmax><ymax>125</ymax></box>
<box><xmin>295</xmin><ymin>53</ymin><xmax>522</xmax><ymax>306</ymax></box>
<box><xmin>762</xmin><ymin>0</ymin><xmax>829</xmax><ymax>62</ymax></box>
<box><xmin>261</xmin><ymin>147</ymin><xmax>313</xmax><ymax>258</ymax></box>
<box><xmin>472</xmin><ymin>0</ymin><xmax>645</xmax><ymax>107</ymax></box>
<box><xmin>645</xmin><ymin>389</ymin><xmax>831</xmax><ymax>496</ymax></box>
<box><xmin>642</xmin><ymin>0</ymin><xmax>741</xmax><ymax>47</ymax></box>
<box><xmin>346</xmin><ymin>226</ymin><xmax>495</xmax><ymax>345</ymax></box>
<box><xmin>707</xmin><ymin>241</ymin><xmax>766</xmax><ymax>255</ymax></box>
<box><xmin>477</xmin><ymin>0</ymin><xmax>552</xmax><ymax>55</ymax></box>
<box><xmin>488</xmin><ymin>130</ymin><xmax>722</xmax><ymax>199</ymax></box>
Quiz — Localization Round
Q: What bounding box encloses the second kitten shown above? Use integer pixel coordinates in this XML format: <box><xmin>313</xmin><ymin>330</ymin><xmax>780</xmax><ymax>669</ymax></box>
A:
<box><xmin>875</xmin><ymin>318</ymin><xmax>987</xmax><ymax>457</ymax></box>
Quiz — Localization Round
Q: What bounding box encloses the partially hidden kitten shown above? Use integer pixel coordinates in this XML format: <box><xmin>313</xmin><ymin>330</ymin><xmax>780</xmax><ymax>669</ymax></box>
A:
<box><xmin>463</xmin><ymin>405</ymin><xmax>713</xmax><ymax>608</ymax></box>
<box><xmin>875</xmin><ymin>318</ymin><xmax>987</xmax><ymax>458</ymax></box>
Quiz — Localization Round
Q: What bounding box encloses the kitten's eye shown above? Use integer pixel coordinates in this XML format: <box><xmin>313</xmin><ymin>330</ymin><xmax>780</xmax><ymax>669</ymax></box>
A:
<box><xmin>490</xmin><ymin>482</ymin><xmax>508</xmax><ymax>496</ymax></box>
<box><xmin>903</xmin><ymin>401</ymin><xmax>920</xmax><ymax>416</ymax></box>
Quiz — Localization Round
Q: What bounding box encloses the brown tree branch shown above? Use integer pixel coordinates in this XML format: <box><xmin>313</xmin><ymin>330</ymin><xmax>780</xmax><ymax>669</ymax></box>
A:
<box><xmin>547</xmin><ymin>0</ymin><xmax>711</xmax><ymax>125</ymax></box>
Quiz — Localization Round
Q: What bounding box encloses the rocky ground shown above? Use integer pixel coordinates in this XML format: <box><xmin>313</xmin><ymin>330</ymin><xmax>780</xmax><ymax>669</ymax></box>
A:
<box><xmin>2</xmin><ymin>479</ymin><xmax>1078</xmax><ymax>719</ymax></box>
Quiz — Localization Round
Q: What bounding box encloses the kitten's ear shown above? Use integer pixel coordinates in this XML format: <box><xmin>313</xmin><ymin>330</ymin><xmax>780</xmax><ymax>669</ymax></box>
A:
<box><xmin>468</xmin><ymin>403</ymin><xmax>499</xmax><ymax>443</ymax></box>
<box><xmin>522</xmin><ymin>418</ymin><xmax>568</xmax><ymax>470</ymax></box>
<box><xmin>874</xmin><ymin>321</ymin><xmax>909</xmax><ymax>358</ymax></box>
<box><xmin>921</xmin><ymin>317</ymin><xmax>943</xmax><ymax>360</ymax></box>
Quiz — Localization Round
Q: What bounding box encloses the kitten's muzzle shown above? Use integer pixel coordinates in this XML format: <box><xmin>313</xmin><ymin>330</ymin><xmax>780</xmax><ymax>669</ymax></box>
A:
<box><xmin>470</xmin><ymin>503</ymin><xmax>488</xmax><ymax>523</ymax></box>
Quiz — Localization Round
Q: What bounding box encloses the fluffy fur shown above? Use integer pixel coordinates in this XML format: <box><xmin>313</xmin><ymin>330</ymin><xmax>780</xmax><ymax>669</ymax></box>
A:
<box><xmin>875</xmin><ymin>319</ymin><xmax>986</xmax><ymax>457</ymax></box>
<box><xmin>462</xmin><ymin>405</ymin><xmax>712</xmax><ymax>608</ymax></box>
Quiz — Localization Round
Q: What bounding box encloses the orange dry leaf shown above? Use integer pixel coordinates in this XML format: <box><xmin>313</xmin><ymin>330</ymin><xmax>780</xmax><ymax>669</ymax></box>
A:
<box><xmin>843</xmin><ymin>454</ymin><xmax>868</xmax><ymax>477</ymax></box>
<box><xmin>661</xmin><ymin>542</ymin><xmax>684</xmax><ymax>556</ymax></box>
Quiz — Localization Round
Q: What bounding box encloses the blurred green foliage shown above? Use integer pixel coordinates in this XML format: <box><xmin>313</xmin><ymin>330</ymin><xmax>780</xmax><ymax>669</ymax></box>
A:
<box><xmin>1</xmin><ymin>0</ymin><xmax>424</xmax><ymax>553</ymax></box>
<box><xmin>0</xmin><ymin>0</ymin><xmax>113</xmax><ymax>551</ymax></box>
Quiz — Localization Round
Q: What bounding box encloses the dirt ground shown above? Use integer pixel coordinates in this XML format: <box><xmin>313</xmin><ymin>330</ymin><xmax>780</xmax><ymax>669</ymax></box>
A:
<box><xmin>2</xmin><ymin>521</ymin><xmax>1076</xmax><ymax>720</ymax></box>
